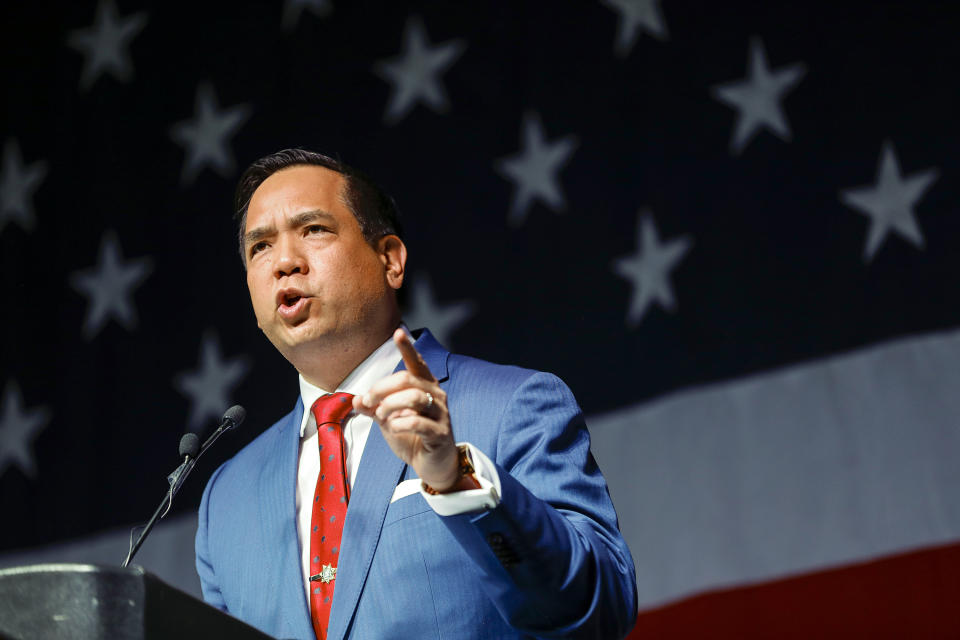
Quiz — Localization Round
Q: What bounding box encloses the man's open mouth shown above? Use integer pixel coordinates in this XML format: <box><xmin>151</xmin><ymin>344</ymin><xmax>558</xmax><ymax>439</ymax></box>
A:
<box><xmin>276</xmin><ymin>289</ymin><xmax>310</xmax><ymax>319</ymax></box>
<box><xmin>276</xmin><ymin>288</ymin><xmax>306</xmax><ymax>308</ymax></box>
<box><xmin>281</xmin><ymin>293</ymin><xmax>302</xmax><ymax>308</ymax></box>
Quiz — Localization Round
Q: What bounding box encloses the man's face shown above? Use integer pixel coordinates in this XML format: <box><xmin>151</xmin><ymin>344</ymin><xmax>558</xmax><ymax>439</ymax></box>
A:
<box><xmin>243</xmin><ymin>164</ymin><xmax>402</xmax><ymax>361</ymax></box>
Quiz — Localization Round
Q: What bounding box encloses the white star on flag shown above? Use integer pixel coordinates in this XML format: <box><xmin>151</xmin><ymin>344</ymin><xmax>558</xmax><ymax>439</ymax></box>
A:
<box><xmin>67</xmin><ymin>0</ymin><xmax>148</xmax><ymax>91</ymax></box>
<box><xmin>0</xmin><ymin>139</ymin><xmax>48</xmax><ymax>234</ymax></box>
<box><xmin>403</xmin><ymin>273</ymin><xmax>475</xmax><ymax>348</ymax></box>
<box><xmin>0</xmin><ymin>381</ymin><xmax>51</xmax><ymax>480</ymax></box>
<box><xmin>170</xmin><ymin>83</ymin><xmax>251</xmax><ymax>184</ymax></box>
<box><xmin>839</xmin><ymin>141</ymin><xmax>939</xmax><ymax>262</ymax></box>
<box><xmin>711</xmin><ymin>37</ymin><xmax>806</xmax><ymax>155</ymax></box>
<box><xmin>174</xmin><ymin>331</ymin><xmax>250</xmax><ymax>431</ymax></box>
<box><xmin>496</xmin><ymin>112</ymin><xmax>578</xmax><ymax>227</ymax></box>
<box><xmin>282</xmin><ymin>0</ymin><xmax>332</xmax><ymax>30</ymax></box>
<box><xmin>601</xmin><ymin>0</ymin><xmax>669</xmax><ymax>56</ymax></box>
<box><xmin>611</xmin><ymin>211</ymin><xmax>693</xmax><ymax>327</ymax></box>
<box><xmin>374</xmin><ymin>16</ymin><xmax>466</xmax><ymax>125</ymax></box>
<box><xmin>70</xmin><ymin>230</ymin><xmax>153</xmax><ymax>340</ymax></box>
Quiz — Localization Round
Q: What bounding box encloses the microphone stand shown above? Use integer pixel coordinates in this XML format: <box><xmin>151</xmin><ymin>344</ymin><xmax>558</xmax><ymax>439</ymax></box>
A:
<box><xmin>121</xmin><ymin>413</ymin><xmax>242</xmax><ymax>568</ymax></box>
<box><xmin>122</xmin><ymin>455</ymin><xmax>195</xmax><ymax>568</ymax></box>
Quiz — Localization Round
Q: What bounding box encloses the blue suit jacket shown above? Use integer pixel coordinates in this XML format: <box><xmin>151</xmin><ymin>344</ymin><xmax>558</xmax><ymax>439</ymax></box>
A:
<box><xmin>196</xmin><ymin>330</ymin><xmax>637</xmax><ymax>639</ymax></box>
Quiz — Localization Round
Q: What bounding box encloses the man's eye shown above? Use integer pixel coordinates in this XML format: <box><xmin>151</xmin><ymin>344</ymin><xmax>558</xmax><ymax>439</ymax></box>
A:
<box><xmin>305</xmin><ymin>225</ymin><xmax>327</xmax><ymax>235</ymax></box>
<box><xmin>249</xmin><ymin>242</ymin><xmax>267</xmax><ymax>256</ymax></box>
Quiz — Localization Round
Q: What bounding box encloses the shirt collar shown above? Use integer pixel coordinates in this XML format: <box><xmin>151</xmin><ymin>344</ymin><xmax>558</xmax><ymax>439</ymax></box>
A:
<box><xmin>298</xmin><ymin>325</ymin><xmax>411</xmax><ymax>437</ymax></box>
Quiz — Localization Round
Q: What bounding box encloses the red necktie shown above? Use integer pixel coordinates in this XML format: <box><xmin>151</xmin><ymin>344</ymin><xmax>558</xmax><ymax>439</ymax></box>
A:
<box><xmin>308</xmin><ymin>392</ymin><xmax>354</xmax><ymax>640</ymax></box>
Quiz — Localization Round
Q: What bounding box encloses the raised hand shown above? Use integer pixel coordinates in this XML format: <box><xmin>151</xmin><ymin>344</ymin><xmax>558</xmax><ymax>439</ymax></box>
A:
<box><xmin>353</xmin><ymin>329</ymin><xmax>459</xmax><ymax>490</ymax></box>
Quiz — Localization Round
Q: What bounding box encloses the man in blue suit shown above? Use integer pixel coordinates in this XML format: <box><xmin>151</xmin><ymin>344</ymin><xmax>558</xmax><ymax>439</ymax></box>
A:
<box><xmin>196</xmin><ymin>149</ymin><xmax>638</xmax><ymax>639</ymax></box>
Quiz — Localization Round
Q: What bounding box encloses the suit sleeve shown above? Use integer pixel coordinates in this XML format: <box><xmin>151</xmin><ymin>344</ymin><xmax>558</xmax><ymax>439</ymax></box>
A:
<box><xmin>437</xmin><ymin>371</ymin><xmax>639</xmax><ymax>639</ymax></box>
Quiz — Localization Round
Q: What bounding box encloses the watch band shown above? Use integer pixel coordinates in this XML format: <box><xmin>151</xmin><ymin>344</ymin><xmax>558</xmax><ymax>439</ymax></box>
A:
<box><xmin>422</xmin><ymin>444</ymin><xmax>482</xmax><ymax>495</ymax></box>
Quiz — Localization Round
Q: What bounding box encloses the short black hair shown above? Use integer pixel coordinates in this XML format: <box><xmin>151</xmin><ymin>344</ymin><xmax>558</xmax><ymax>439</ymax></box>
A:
<box><xmin>233</xmin><ymin>149</ymin><xmax>403</xmax><ymax>264</ymax></box>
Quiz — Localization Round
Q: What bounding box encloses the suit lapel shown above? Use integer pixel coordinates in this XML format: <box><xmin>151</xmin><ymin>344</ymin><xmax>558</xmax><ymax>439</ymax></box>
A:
<box><xmin>326</xmin><ymin>329</ymin><xmax>450</xmax><ymax>640</ymax></box>
<box><xmin>412</xmin><ymin>328</ymin><xmax>450</xmax><ymax>384</ymax></box>
<box><xmin>257</xmin><ymin>399</ymin><xmax>316</xmax><ymax>640</ymax></box>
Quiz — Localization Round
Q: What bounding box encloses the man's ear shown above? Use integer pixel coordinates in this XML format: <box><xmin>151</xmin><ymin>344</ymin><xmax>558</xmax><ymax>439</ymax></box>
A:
<box><xmin>378</xmin><ymin>235</ymin><xmax>406</xmax><ymax>290</ymax></box>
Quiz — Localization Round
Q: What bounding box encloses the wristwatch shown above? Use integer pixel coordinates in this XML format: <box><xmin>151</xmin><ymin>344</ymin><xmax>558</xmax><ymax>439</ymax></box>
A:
<box><xmin>422</xmin><ymin>444</ymin><xmax>483</xmax><ymax>495</ymax></box>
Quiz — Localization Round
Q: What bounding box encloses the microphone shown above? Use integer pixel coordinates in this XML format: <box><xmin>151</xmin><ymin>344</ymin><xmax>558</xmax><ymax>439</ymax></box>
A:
<box><xmin>222</xmin><ymin>405</ymin><xmax>246</xmax><ymax>430</ymax></box>
<box><xmin>122</xmin><ymin>406</ymin><xmax>246</xmax><ymax>568</ymax></box>
<box><xmin>164</xmin><ymin>433</ymin><xmax>202</xmax><ymax>503</ymax></box>
<box><xmin>179</xmin><ymin>432</ymin><xmax>200</xmax><ymax>460</ymax></box>
<box><xmin>199</xmin><ymin>405</ymin><xmax>246</xmax><ymax>456</ymax></box>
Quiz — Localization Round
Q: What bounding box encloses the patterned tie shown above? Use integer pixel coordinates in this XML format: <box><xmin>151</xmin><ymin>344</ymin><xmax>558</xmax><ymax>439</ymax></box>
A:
<box><xmin>308</xmin><ymin>392</ymin><xmax>354</xmax><ymax>640</ymax></box>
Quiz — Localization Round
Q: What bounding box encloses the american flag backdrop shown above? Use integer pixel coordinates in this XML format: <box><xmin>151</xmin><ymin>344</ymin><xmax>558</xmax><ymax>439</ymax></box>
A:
<box><xmin>2</xmin><ymin>1</ymin><xmax>959</xmax><ymax>636</ymax></box>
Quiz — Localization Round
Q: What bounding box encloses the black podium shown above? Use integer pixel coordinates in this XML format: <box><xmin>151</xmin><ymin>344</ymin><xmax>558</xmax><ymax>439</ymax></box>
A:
<box><xmin>0</xmin><ymin>563</ymin><xmax>275</xmax><ymax>639</ymax></box>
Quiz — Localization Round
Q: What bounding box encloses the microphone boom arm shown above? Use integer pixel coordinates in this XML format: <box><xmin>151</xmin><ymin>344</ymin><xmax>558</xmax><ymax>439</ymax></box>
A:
<box><xmin>121</xmin><ymin>406</ymin><xmax>245</xmax><ymax>568</ymax></box>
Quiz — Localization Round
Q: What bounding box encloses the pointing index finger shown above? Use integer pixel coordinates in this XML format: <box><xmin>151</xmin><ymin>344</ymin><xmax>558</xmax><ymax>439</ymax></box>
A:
<box><xmin>394</xmin><ymin>328</ymin><xmax>435</xmax><ymax>381</ymax></box>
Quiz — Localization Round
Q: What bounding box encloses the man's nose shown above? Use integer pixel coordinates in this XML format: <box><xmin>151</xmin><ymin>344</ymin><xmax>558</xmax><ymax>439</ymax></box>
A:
<box><xmin>273</xmin><ymin>235</ymin><xmax>308</xmax><ymax>278</ymax></box>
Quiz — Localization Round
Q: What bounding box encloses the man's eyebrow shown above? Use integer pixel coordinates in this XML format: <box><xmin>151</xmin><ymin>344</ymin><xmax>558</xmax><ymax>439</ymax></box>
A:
<box><xmin>289</xmin><ymin>209</ymin><xmax>335</xmax><ymax>228</ymax></box>
<box><xmin>244</xmin><ymin>225</ymin><xmax>274</xmax><ymax>247</ymax></box>
<box><xmin>243</xmin><ymin>210</ymin><xmax>335</xmax><ymax>247</ymax></box>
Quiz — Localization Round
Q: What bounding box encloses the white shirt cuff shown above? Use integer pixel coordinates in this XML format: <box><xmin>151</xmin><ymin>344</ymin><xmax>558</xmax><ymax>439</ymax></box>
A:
<box><xmin>420</xmin><ymin>443</ymin><xmax>501</xmax><ymax>516</ymax></box>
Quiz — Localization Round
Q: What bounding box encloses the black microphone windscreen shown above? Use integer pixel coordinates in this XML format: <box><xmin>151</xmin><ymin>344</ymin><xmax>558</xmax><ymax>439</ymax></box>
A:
<box><xmin>223</xmin><ymin>405</ymin><xmax>246</xmax><ymax>429</ymax></box>
<box><xmin>179</xmin><ymin>433</ymin><xmax>201</xmax><ymax>458</ymax></box>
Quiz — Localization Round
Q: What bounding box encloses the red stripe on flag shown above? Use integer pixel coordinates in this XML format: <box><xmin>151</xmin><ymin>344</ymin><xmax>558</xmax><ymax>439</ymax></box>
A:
<box><xmin>628</xmin><ymin>540</ymin><xmax>960</xmax><ymax>638</ymax></box>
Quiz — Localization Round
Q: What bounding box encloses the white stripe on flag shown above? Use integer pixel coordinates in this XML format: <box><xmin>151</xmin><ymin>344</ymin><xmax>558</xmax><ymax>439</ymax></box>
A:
<box><xmin>590</xmin><ymin>327</ymin><xmax>960</xmax><ymax>609</ymax></box>
<box><xmin>0</xmin><ymin>513</ymin><xmax>201</xmax><ymax>598</ymax></box>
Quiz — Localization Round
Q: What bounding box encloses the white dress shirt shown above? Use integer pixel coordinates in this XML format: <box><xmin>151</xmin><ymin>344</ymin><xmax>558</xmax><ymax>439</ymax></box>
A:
<box><xmin>295</xmin><ymin>328</ymin><xmax>501</xmax><ymax>605</ymax></box>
